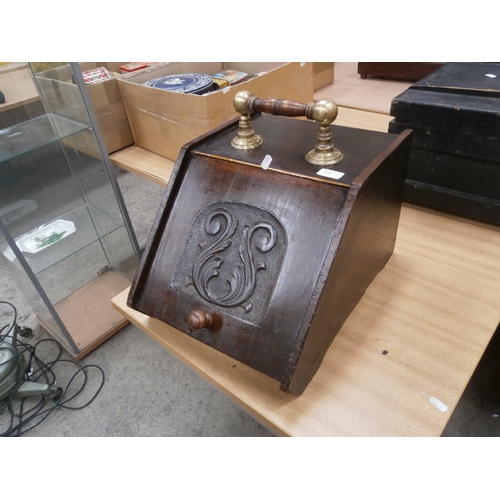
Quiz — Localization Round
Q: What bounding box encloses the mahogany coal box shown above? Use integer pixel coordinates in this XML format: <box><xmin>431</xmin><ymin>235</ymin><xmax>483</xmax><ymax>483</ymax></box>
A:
<box><xmin>390</xmin><ymin>62</ymin><xmax>500</xmax><ymax>225</ymax></box>
<box><xmin>127</xmin><ymin>113</ymin><xmax>412</xmax><ymax>395</ymax></box>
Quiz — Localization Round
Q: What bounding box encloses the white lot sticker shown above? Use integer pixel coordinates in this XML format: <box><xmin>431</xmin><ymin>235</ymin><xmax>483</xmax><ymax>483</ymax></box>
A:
<box><xmin>316</xmin><ymin>168</ymin><xmax>345</xmax><ymax>180</ymax></box>
<box><xmin>429</xmin><ymin>396</ymin><xmax>448</xmax><ymax>413</ymax></box>
<box><xmin>261</xmin><ymin>154</ymin><xmax>273</xmax><ymax>170</ymax></box>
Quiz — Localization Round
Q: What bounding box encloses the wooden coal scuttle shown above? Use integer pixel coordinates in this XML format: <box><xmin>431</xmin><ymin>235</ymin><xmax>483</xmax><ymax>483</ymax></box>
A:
<box><xmin>127</xmin><ymin>91</ymin><xmax>412</xmax><ymax>395</ymax></box>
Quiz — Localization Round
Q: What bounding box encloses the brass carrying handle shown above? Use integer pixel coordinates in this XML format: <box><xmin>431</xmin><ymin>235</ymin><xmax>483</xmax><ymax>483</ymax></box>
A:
<box><xmin>233</xmin><ymin>90</ymin><xmax>339</xmax><ymax>126</ymax></box>
<box><xmin>231</xmin><ymin>91</ymin><xmax>343</xmax><ymax>166</ymax></box>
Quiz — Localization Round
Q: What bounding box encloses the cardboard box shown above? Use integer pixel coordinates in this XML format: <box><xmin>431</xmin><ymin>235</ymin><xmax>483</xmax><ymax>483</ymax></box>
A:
<box><xmin>35</xmin><ymin>63</ymin><xmax>134</xmax><ymax>154</ymax></box>
<box><xmin>313</xmin><ymin>62</ymin><xmax>334</xmax><ymax>90</ymax></box>
<box><xmin>117</xmin><ymin>62</ymin><xmax>314</xmax><ymax>160</ymax></box>
<box><xmin>79</xmin><ymin>62</ymin><xmax>134</xmax><ymax>153</ymax></box>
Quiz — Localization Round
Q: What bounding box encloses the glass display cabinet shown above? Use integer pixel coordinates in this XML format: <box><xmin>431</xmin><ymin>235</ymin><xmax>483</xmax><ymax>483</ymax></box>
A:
<box><xmin>0</xmin><ymin>62</ymin><xmax>140</xmax><ymax>359</ymax></box>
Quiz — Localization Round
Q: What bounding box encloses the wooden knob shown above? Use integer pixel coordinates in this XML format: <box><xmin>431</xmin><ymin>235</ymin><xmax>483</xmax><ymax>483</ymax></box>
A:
<box><xmin>187</xmin><ymin>310</ymin><xmax>221</xmax><ymax>331</ymax></box>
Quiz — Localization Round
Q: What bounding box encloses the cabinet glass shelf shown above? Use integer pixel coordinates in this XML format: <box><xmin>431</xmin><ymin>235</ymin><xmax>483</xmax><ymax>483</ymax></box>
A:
<box><xmin>2</xmin><ymin>203</ymin><xmax>124</xmax><ymax>275</ymax></box>
<box><xmin>0</xmin><ymin>62</ymin><xmax>140</xmax><ymax>359</ymax></box>
<box><xmin>0</xmin><ymin>113</ymin><xmax>89</xmax><ymax>162</ymax></box>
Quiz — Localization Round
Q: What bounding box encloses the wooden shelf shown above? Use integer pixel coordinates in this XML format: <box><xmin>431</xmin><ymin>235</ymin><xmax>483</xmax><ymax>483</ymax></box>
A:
<box><xmin>37</xmin><ymin>270</ymin><xmax>131</xmax><ymax>360</ymax></box>
<box><xmin>110</xmin><ymin>145</ymin><xmax>175</xmax><ymax>186</ymax></box>
<box><xmin>334</xmin><ymin>106</ymin><xmax>394</xmax><ymax>132</ymax></box>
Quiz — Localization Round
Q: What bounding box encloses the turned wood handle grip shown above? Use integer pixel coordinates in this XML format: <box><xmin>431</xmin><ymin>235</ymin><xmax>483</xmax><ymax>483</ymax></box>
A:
<box><xmin>247</xmin><ymin>97</ymin><xmax>308</xmax><ymax>117</ymax></box>
<box><xmin>233</xmin><ymin>90</ymin><xmax>338</xmax><ymax>125</ymax></box>
<box><xmin>187</xmin><ymin>310</ymin><xmax>221</xmax><ymax>331</ymax></box>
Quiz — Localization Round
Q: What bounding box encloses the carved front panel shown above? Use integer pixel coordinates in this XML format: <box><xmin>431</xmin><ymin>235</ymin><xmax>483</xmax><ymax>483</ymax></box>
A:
<box><xmin>170</xmin><ymin>202</ymin><xmax>287</xmax><ymax>326</ymax></box>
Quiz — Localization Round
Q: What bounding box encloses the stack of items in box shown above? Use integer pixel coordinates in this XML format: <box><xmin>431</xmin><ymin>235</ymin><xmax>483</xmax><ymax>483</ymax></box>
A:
<box><xmin>82</xmin><ymin>67</ymin><xmax>117</xmax><ymax>84</ymax></box>
<box><xmin>142</xmin><ymin>73</ymin><xmax>215</xmax><ymax>95</ymax></box>
<box><xmin>117</xmin><ymin>62</ymin><xmax>314</xmax><ymax>161</ymax></box>
<box><xmin>210</xmin><ymin>69</ymin><xmax>255</xmax><ymax>89</ymax></box>
<box><xmin>82</xmin><ymin>63</ymin><xmax>159</xmax><ymax>84</ymax></box>
<box><xmin>140</xmin><ymin>69</ymin><xmax>262</xmax><ymax>95</ymax></box>
<box><xmin>119</xmin><ymin>63</ymin><xmax>150</xmax><ymax>74</ymax></box>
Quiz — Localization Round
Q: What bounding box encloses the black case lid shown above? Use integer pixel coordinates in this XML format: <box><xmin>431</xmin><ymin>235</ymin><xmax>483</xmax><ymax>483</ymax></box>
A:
<box><xmin>412</xmin><ymin>62</ymin><xmax>500</xmax><ymax>98</ymax></box>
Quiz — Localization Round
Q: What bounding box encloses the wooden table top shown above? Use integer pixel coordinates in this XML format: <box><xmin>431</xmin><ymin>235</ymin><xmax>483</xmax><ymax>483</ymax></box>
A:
<box><xmin>112</xmin><ymin>203</ymin><xmax>500</xmax><ymax>436</ymax></box>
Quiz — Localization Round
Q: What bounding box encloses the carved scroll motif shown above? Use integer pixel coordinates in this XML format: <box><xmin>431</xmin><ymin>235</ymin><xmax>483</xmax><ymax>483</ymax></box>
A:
<box><xmin>171</xmin><ymin>202</ymin><xmax>286</xmax><ymax>324</ymax></box>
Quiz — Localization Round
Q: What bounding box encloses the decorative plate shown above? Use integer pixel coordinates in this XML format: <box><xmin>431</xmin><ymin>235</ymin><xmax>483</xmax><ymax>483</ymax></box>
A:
<box><xmin>142</xmin><ymin>73</ymin><xmax>214</xmax><ymax>94</ymax></box>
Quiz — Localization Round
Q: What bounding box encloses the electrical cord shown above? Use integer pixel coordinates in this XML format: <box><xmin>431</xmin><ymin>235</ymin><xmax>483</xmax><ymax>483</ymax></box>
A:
<box><xmin>0</xmin><ymin>300</ymin><xmax>106</xmax><ymax>437</ymax></box>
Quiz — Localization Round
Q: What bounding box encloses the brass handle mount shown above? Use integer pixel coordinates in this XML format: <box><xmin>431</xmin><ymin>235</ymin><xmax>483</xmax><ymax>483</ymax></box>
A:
<box><xmin>231</xmin><ymin>90</ymin><xmax>343</xmax><ymax>166</ymax></box>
